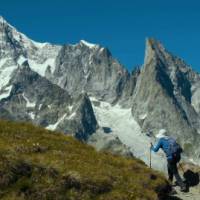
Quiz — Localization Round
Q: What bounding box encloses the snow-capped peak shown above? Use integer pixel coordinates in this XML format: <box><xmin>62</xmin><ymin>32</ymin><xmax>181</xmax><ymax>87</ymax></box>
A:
<box><xmin>0</xmin><ymin>16</ymin><xmax>61</xmax><ymax>80</ymax></box>
<box><xmin>0</xmin><ymin>16</ymin><xmax>6</xmax><ymax>23</ymax></box>
<box><xmin>80</xmin><ymin>40</ymin><xmax>98</xmax><ymax>48</ymax></box>
<box><xmin>0</xmin><ymin>16</ymin><xmax>49</xmax><ymax>50</ymax></box>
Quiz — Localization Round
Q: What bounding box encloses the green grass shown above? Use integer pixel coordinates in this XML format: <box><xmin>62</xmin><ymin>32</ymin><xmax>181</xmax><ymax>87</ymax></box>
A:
<box><xmin>0</xmin><ymin>120</ymin><xmax>170</xmax><ymax>200</ymax></box>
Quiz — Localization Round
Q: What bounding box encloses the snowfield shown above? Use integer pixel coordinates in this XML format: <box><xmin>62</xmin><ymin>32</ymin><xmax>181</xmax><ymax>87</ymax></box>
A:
<box><xmin>46</xmin><ymin>114</ymin><xmax>67</xmax><ymax>131</ymax></box>
<box><xmin>28</xmin><ymin>58</ymin><xmax>56</xmax><ymax>77</ymax></box>
<box><xmin>0</xmin><ymin>85</ymin><xmax>12</xmax><ymax>101</ymax></box>
<box><xmin>0</xmin><ymin>64</ymin><xmax>17</xmax><ymax>89</ymax></box>
<box><xmin>90</xmin><ymin>97</ymin><xmax>168</xmax><ymax>173</ymax></box>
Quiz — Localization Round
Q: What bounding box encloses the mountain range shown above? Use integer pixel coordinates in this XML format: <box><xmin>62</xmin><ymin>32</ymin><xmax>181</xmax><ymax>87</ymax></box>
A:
<box><xmin>1</xmin><ymin>16</ymin><xmax>200</xmax><ymax>169</ymax></box>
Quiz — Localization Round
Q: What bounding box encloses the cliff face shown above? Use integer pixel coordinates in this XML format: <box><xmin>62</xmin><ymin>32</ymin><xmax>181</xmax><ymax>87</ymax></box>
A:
<box><xmin>47</xmin><ymin>41</ymin><xmax>134</xmax><ymax>104</ymax></box>
<box><xmin>0</xmin><ymin>60</ymin><xmax>98</xmax><ymax>140</ymax></box>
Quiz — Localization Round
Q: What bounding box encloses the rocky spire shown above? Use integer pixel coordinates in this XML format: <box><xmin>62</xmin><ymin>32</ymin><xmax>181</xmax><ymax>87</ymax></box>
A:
<box><xmin>132</xmin><ymin>38</ymin><xmax>200</xmax><ymax>160</ymax></box>
<box><xmin>144</xmin><ymin>38</ymin><xmax>167</xmax><ymax>67</ymax></box>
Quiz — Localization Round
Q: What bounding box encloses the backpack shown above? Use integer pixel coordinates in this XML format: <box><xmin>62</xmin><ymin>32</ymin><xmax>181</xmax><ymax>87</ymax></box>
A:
<box><xmin>167</xmin><ymin>137</ymin><xmax>183</xmax><ymax>161</ymax></box>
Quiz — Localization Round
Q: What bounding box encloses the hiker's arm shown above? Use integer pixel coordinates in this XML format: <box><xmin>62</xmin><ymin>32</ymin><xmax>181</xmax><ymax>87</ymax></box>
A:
<box><xmin>151</xmin><ymin>139</ymin><xmax>162</xmax><ymax>152</ymax></box>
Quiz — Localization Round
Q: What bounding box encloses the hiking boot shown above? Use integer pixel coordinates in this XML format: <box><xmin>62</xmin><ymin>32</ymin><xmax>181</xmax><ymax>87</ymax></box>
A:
<box><xmin>174</xmin><ymin>181</ymin><xmax>179</xmax><ymax>186</ymax></box>
<box><xmin>168</xmin><ymin>178</ymin><xmax>173</xmax><ymax>185</ymax></box>
<box><xmin>180</xmin><ymin>185</ymin><xmax>187</xmax><ymax>192</ymax></box>
<box><xmin>168</xmin><ymin>179</ymin><xmax>178</xmax><ymax>187</ymax></box>
<box><xmin>169</xmin><ymin>187</ymin><xmax>177</xmax><ymax>195</ymax></box>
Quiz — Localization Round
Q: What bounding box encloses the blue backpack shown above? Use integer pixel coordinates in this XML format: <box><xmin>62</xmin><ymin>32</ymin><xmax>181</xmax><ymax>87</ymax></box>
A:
<box><xmin>168</xmin><ymin>137</ymin><xmax>183</xmax><ymax>159</ymax></box>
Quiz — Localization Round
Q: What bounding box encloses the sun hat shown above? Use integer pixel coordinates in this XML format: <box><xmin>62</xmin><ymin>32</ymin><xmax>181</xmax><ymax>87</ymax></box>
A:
<box><xmin>156</xmin><ymin>129</ymin><xmax>167</xmax><ymax>138</ymax></box>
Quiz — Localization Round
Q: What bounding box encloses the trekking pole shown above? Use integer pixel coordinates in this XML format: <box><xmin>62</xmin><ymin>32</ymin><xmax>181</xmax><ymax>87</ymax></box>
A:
<box><xmin>150</xmin><ymin>148</ymin><xmax>151</xmax><ymax>168</ymax></box>
<box><xmin>150</xmin><ymin>143</ymin><xmax>152</xmax><ymax>168</ymax></box>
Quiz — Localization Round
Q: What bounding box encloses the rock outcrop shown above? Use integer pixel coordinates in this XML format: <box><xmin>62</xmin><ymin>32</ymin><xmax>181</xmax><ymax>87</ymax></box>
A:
<box><xmin>0</xmin><ymin>60</ymin><xmax>98</xmax><ymax>140</ymax></box>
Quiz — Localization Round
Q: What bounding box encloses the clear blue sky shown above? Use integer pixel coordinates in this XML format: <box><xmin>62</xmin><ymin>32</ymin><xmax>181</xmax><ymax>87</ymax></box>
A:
<box><xmin>1</xmin><ymin>0</ymin><xmax>200</xmax><ymax>71</ymax></box>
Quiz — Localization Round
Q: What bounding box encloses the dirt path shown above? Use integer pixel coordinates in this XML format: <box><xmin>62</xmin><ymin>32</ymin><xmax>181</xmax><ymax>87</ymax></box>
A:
<box><xmin>173</xmin><ymin>186</ymin><xmax>200</xmax><ymax>200</ymax></box>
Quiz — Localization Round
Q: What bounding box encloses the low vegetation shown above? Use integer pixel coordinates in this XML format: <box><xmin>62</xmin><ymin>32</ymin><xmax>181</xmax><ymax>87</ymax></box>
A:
<box><xmin>0</xmin><ymin>120</ymin><xmax>170</xmax><ymax>200</ymax></box>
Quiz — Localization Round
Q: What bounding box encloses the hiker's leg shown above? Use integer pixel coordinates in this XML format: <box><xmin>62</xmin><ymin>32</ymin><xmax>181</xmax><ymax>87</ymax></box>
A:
<box><xmin>172</xmin><ymin>162</ymin><xmax>185</xmax><ymax>188</ymax></box>
<box><xmin>167</xmin><ymin>161</ymin><xmax>173</xmax><ymax>182</ymax></box>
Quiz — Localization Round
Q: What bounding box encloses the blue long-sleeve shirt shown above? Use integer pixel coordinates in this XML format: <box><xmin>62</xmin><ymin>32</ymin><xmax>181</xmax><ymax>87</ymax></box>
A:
<box><xmin>151</xmin><ymin>137</ymin><xmax>173</xmax><ymax>160</ymax></box>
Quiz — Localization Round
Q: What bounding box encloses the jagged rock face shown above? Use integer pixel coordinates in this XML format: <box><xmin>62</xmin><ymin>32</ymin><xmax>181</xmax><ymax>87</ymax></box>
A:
<box><xmin>0</xmin><ymin>16</ymin><xmax>28</xmax><ymax>59</ymax></box>
<box><xmin>88</xmin><ymin>129</ymin><xmax>133</xmax><ymax>158</ymax></box>
<box><xmin>0</xmin><ymin>17</ymin><xmax>100</xmax><ymax>141</ymax></box>
<box><xmin>0</xmin><ymin>16</ymin><xmax>54</xmax><ymax>59</ymax></box>
<box><xmin>48</xmin><ymin>41</ymin><xmax>132</xmax><ymax>103</ymax></box>
<box><xmin>0</xmin><ymin>17</ymin><xmax>132</xmax><ymax>155</ymax></box>
<box><xmin>0</xmin><ymin>61</ymin><xmax>98</xmax><ymax>140</ymax></box>
<box><xmin>0</xmin><ymin>17</ymin><xmax>136</xmax><ymax>106</ymax></box>
<box><xmin>118</xmin><ymin>68</ymin><xmax>140</xmax><ymax>106</ymax></box>
<box><xmin>131</xmin><ymin>39</ymin><xmax>200</xmax><ymax>159</ymax></box>
<box><xmin>56</xmin><ymin>93</ymin><xmax>98</xmax><ymax>140</ymax></box>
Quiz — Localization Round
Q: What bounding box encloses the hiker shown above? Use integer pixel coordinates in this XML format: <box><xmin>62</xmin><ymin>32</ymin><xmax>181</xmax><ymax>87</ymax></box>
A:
<box><xmin>150</xmin><ymin>129</ymin><xmax>187</xmax><ymax>192</ymax></box>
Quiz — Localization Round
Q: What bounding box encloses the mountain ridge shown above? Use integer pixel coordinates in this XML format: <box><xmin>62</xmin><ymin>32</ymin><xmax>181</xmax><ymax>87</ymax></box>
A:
<box><xmin>1</xmin><ymin>16</ymin><xmax>200</xmax><ymax>167</ymax></box>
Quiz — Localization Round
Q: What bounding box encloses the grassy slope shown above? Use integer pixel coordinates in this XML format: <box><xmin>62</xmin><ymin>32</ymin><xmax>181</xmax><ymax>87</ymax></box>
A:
<box><xmin>0</xmin><ymin>120</ymin><xmax>170</xmax><ymax>200</ymax></box>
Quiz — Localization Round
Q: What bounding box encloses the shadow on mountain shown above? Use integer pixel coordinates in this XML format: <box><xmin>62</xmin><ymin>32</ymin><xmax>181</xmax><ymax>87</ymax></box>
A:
<box><xmin>102</xmin><ymin>127</ymin><xmax>112</xmax><ymax>133</ymax></box>
<box><xmin>183</xmin><ymin>169</ymin><xmax>199</xmax><ymax>187</ymax></box>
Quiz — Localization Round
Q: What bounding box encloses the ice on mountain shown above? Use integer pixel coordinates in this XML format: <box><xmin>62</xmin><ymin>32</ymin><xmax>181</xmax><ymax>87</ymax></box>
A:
<box><xmin>17</xmin><ymin>55</ymin><xmax>27</xmax><ymax>66</ymax></box>
<box><xmin>0</xmin><ymin>85</ymin><xmax>12</xmax><ymax>101</ymax></box>
<box><xmin>46</xmin><ymin>114</ymin><xmax>67</xmax><ymax>130</ymax></box>
<box><xmin>139</xmin><ymin>113</ymin><xmax>147</xmax><ymax>120</ymax></box>
<box><xmin>99</xmin><ymin>48</ymin><xmax>104</xmax><ymax>52</ymax></box>
<box><xmin>31</xmin><ymin>41</ymin><xmax>49</xmax><ymax>49</ymax></box>
<box><xmin>29</xmin><ymin>112</ymin><xmax>35</xmax><ymax>120</ymax></box>
<box><xmin>38</xmin><ymin>104</ymin><xmax>43</xmax><ymax>110</ymax></box>
<box><xmin>28</xmin><ymin>58</ymin><xmax>55</xmax><ymax>76</ymax></box>
<box><xmin>68</xmin><ymin>105</ymin><xmax>73</xmax><ymax>112</ymax></box>
<box><xmin>89</xmin><ymin>54</ymin><xmax>93</xmax><ymax>65</ymax></box>
<box><xmin>80</xmin><ymin>40</ymin><xmax>97</xmax><ymax>48</ymax></box>
<box><xmin>22</xmin><ymin>93</ymin><xmax>36</xmax><ymax>108</ymax></box>
<box><xmin>66</xmin><ymin>112</ymin><xmax>76</xmax><ymax>120</ymax></box>
<box><xmin>91</xmin><ymin>97</ymin><xmax>167</xmax><ymax>172</ymax></box>
<box><xmin>191</xmin><ymin>85</ymin><xmax>200</xmax><ymax>113</ymax></box>
<box><xmin>0</xmin><ymin>65</ymin><xmax>17</xmax><ymax>89</ymax></box>
<box><xmin>89</xmin><ymin>96</ymin><xmax>99</xmax><ymax>102</ymax></box>
<box><xmin>0</xmin><ymin>58</ymin><xmax>7</xmax><ymax>69</ymax></box>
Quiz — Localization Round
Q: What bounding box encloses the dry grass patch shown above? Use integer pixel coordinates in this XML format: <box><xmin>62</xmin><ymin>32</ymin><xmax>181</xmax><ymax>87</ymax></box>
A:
<box><xmin>0</xmin><ymin>120</ymin><xmax>170</xmax><ymax>200</ymax></box>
